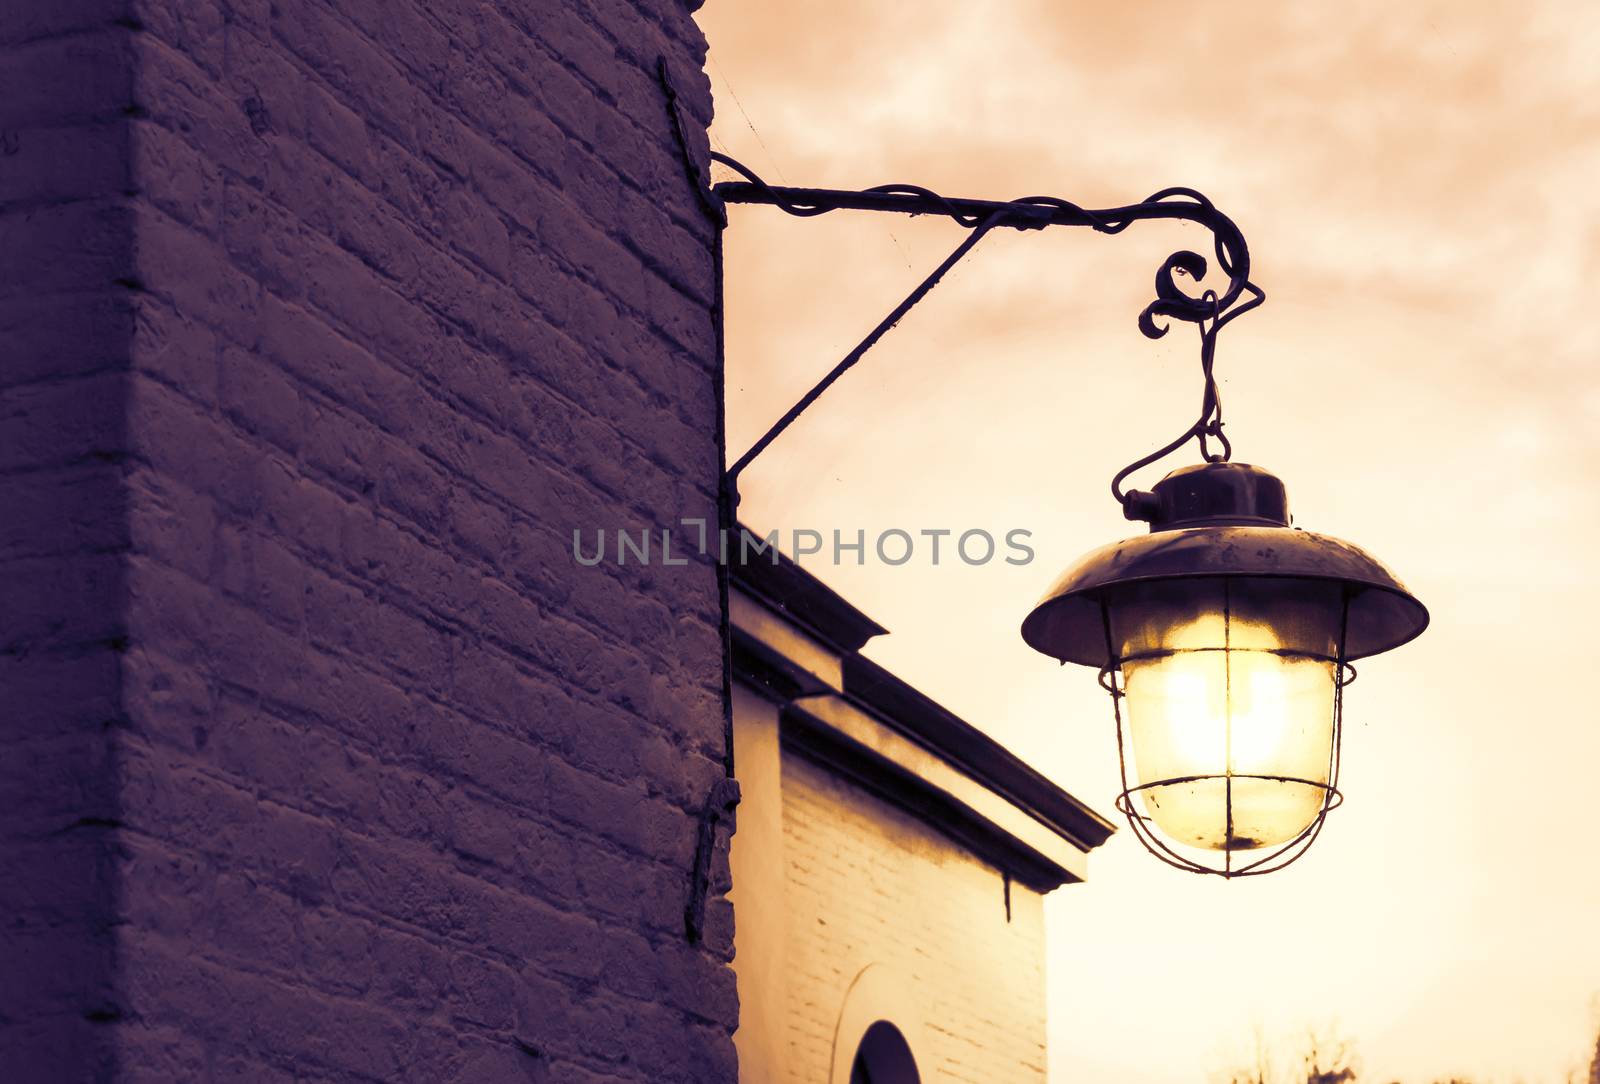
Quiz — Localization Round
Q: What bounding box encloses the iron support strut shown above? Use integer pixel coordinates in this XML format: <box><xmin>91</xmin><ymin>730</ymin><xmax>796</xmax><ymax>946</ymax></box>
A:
<box><xmin>723</xmin><ymin>206</ymin><xmax>1048</xmax><ymax>498</ymax></box>
<box><xmin>712</xmin><ymin>155</ymin><xmax>1265</xmax><ymax>505</ymax></box>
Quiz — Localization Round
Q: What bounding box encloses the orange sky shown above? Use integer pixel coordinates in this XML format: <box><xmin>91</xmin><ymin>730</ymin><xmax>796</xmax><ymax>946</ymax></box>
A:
<box><xmin>699</xmin><ymin>2</ymin><xmax>1600</xmax><ymax>1081</ymax></box>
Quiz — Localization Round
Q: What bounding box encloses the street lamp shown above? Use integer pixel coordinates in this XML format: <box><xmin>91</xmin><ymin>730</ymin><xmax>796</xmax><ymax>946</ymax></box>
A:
<box><xmin>694</xmin><ymin>144</ymin><xmax>1428</xmax><ymax>878</ymax></box>
<box><xmin>1021</xmin><ymin>460</ymin><xmax>1426</xmax><ymax>875</ymax></box>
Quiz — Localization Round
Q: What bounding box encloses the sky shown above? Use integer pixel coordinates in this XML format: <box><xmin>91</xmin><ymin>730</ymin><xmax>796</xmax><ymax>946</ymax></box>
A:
<box><xmin>695</xmin><ymin>3</ymin><xmax>1600</xmax><ymax>1082</ymax></box>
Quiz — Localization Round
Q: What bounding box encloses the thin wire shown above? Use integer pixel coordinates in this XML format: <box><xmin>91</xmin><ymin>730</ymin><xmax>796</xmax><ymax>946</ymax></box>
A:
<box><xmin>702</xmin><ymin>71</ymin><xmax>914</xmax><ymax>270</ymax></box>
<box><xmin>711</xmin><ymin>151</ymin><xmax>1129</xmax><ymax>230</ymax></box>
<box><xmin>708</xmin><ymin>56</ymin><xmax>788</xmax><ymax>185</ymax></box>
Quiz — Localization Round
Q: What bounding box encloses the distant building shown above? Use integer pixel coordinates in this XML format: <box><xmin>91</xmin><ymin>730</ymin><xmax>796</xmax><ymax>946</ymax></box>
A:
<box><xmin>728</xmin><ymin>545</ymin><xmax>1114</xmax><ymax>1082</ymax></box>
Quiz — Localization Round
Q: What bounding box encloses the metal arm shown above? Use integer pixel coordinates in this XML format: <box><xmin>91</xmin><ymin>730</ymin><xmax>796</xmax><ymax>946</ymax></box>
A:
<box><xmin>711</xmin><ymin>152</ymin><xmax>1267</xmax><ymax>513</ymax></box>
<box><xmin>724</xmin><ymin>206</ymin><xmax>1047</xmax><ymax>486</ymax></box>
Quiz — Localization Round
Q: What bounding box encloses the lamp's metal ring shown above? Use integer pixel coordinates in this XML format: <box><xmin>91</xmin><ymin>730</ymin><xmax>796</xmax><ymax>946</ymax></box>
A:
<box><xmin>1116</xmin><ymin>645</ymin><xmax>1343</xmax><ymax>665</ymax></box>
<box><xmin>1114</xmin><ymin>777</ymin><xmax>1344</xmax><ymax>818</ymax></box>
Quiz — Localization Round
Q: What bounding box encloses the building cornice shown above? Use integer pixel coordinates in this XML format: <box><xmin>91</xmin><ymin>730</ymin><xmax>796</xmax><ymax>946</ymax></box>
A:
<box><xmin>842</xmin><ymin>653</ymin><xmax>1115</xmax><ymax>853</ymax></box>
<box><xmin>729</xmin><ymin>526</ymin><xmax>888</xmax><ymax>654</ymax></box>
<box><xmin>729</xmin><ymin>542</ymin><xmax>1114</xmax><ymax>891</ymax></box>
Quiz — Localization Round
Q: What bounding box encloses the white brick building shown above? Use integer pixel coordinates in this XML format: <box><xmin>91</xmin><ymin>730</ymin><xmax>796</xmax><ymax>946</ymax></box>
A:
<box><xmin>728</xmin><ymin>545</ymin><xmax>1114</xmax><ymax>1083</ymax></box>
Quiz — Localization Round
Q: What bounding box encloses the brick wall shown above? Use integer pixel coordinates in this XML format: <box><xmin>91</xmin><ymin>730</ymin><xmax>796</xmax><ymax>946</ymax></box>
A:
<box><xmin>1</xmin><ymin>8</ymin><xmax>133</xmax><ymax>1080</ymax></box>
<box><xmin>2</xmin><ymin>2</ymin><xmax>735</xmax><ymax>1081</ymax></box>
<box><xmin>781</xmin><ymin>754</ymin><xmax>1050</xmax><ymax>1082</ymax></box>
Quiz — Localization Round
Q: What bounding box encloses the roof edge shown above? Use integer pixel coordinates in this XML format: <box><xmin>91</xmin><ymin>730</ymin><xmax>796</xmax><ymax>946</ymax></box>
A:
<box><xmin>729</xmin><ymin>523</ymin><xmax>888</xmax><ymax>654</ymax></box>
<box><xmin>843</xmin><ymin>653</ymin><xmax>1116</xmax><ymax>852</ymax></box>
<box><xmin>781</xmin><ymin>707</ymin><xmax>1083</xmax><ymax>892</ymax></box>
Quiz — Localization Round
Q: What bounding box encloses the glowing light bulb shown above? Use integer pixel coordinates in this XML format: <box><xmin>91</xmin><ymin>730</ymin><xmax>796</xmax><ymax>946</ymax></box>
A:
<box><xmin>1122</xmin><ymin>613</ymin><xmax>1335</xmax><ymax>851</ymax></box>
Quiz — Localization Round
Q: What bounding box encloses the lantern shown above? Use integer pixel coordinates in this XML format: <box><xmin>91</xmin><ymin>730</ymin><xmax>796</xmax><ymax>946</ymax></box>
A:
<box><xmin>1021</xmin><ymin>462</ymin><xmax>1428</xmax><ymax>876</ymax></box>
<box><xmin>697</xmin><ymin>146</ymin><xmax>1428</xmax><ymax>877</ymax></box>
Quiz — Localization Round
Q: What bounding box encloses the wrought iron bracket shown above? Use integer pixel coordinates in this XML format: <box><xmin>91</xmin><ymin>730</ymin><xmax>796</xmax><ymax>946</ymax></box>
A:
<box><xmin>712</xmin><ymin>152</ymin><xmax>1266</xmax><ymax>508</ymax></box>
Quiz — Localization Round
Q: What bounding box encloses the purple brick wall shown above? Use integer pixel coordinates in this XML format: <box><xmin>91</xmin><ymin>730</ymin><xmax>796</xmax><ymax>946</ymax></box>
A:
<box><xmin>1</xmin><ymin>7</ymin><xmax>134</xmax><ymax>1080</ymax></box>
<box><xmin>2</xmin><ymin>2</ymin><xmax>734</xmax><ymax>1081</ymax></box>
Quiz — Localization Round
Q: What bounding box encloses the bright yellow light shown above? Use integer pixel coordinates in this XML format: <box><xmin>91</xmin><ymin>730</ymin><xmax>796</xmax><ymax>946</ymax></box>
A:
<box><xmin>1123</xmin><ymin>614</ymin><xmax>1336</xmax><ymax>851</ymax></box>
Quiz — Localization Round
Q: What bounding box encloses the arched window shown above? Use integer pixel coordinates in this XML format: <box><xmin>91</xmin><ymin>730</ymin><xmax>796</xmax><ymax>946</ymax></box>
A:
<box><xmin>849</xmin><ymin>1021</ymin><xmax>920</xmax><ymax>1084</ymax></box>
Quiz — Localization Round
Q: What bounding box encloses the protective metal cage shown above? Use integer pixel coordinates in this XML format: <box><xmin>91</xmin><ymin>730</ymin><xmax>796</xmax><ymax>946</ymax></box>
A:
<box><xmin>1095</xmin><ymin>589</ymin><xmax>1354</xmax><ymax>878</ymax></box>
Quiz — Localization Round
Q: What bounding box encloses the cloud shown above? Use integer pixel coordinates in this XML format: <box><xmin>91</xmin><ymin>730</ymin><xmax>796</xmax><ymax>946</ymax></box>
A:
<box><xmin>698</xmin><ymin>2</ymin><xmax>1600</xmax><ymax>1080</ymax></box>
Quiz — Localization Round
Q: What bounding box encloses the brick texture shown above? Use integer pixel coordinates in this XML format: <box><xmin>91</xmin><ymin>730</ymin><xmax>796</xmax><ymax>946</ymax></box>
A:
<box><xmin>1</xmin><ymin>1</ymin><xmax>733</xmax><ymax>1081</ymax></box>
<box><xmin>1</xmin><ymin>6</ymin><xmax>134</xmax><ymax>1080</ymax></box>
<box><xmin>782</xmin><ymin>755</ymin><xmax>1050</xmax><ymax>1082</ymax></box>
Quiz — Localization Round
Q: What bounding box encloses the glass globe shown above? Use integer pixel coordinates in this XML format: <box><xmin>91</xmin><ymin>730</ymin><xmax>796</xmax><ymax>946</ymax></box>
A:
<box><xmin>1109</xmin><ymin>578</ymin><xmax>1342</xmax><ymax>851</ymax></box>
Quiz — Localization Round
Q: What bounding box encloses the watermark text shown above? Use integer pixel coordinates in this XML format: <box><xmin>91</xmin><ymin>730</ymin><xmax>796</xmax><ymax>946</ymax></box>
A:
<box><xmin>573</xmin><ymin>522</ymin><xmax>1034</xmax><ymax>567</ymax></box>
